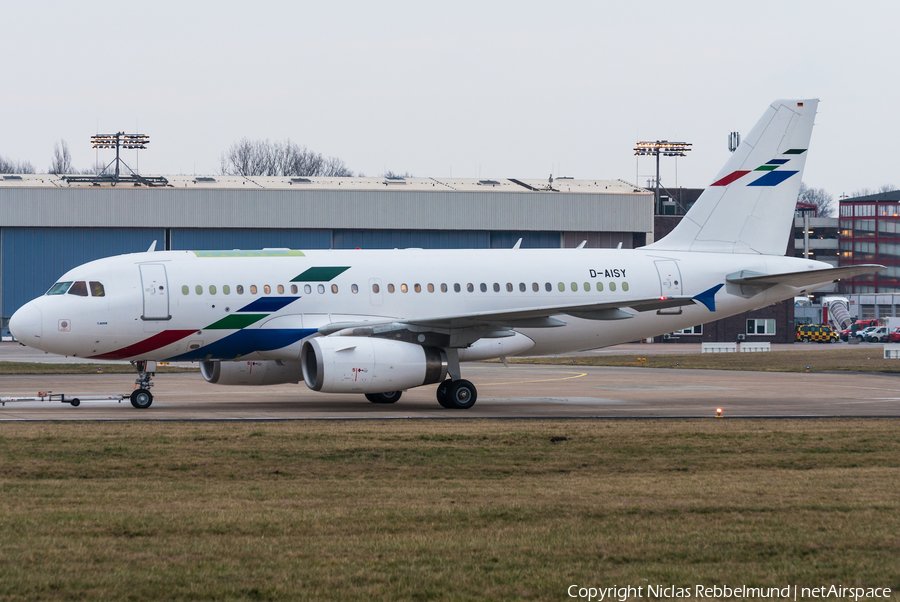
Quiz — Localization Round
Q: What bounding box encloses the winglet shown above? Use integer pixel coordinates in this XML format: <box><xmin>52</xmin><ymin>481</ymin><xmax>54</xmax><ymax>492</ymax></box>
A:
<box><xmin>693</xmin><ymin>284</ymin><xmax>724</xmax><ymax>312</ymax></box>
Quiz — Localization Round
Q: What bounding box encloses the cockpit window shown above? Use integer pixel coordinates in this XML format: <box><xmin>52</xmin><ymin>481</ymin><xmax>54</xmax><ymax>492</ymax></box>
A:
<box><xmin>68</xmin><ymin>281</ymin><xmax>89</xmax><ymax>296</ymax></box>
<box><xmin>47</xmin><ymin>281</ymin><xmax>73</xmax><ymax>295</ymax></box>
<box><xmin>89</xmin><ymin>281</ymin><xmax>105</xmax><ymax>297</ymax></box>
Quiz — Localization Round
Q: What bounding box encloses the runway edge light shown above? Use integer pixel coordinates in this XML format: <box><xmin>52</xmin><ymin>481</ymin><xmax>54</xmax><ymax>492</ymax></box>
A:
<box><xmin>716</xmin><ymin>407</ymin><xmax>723</xmax><ymax>418</ymax></box>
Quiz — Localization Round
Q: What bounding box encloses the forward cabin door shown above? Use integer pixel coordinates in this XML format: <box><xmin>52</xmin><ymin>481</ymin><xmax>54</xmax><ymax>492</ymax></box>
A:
<box><xmin>140</xmin><ymin>264</ymin><xmax>171</xmax><ymax>321</ymax></box>
<box><xmin>654</xmin><ymin>260</ymin><xmax>683</xmax><ymax>315</ymax></box>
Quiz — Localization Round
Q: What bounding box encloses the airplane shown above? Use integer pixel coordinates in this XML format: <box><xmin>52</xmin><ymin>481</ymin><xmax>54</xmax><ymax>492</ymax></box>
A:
<box><xmin>8</xmin><ymin>99</ymin><xmax>884</xmax><ymax>409</ymax></box>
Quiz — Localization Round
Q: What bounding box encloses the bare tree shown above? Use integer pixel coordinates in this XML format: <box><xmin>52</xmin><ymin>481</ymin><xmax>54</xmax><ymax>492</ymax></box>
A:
<box><xmin>798</xmin><ymin>182</ymin><xmax>834</xmax><ymax>217</ymax></box>
<box><xmin>48</xmin><ymin>140</ymin><xmax>73</xmax><ymax>175</ymax></box>
<box><xmin>382</xmin><ymin>170</ymin><xmax>413</xmax><ymax>178</ymax></box>
<box><xmin>219</xmin><ymin>138</ymin><xmax>352</xmax><ymax>177</ymax></box>
<box><xmin>0</xmin><ymin>155</ymin><xmax>35</xmax><ymax>174</ymax></box>
<box><xmin>879</xmin><ymin>183</ymin><xmax>897</xmax><ymax>193</ymax></box>
<box><xmin>850</xmin><ymin>184</ymin><xmax>898</xmax><ymax>198</ymax></box>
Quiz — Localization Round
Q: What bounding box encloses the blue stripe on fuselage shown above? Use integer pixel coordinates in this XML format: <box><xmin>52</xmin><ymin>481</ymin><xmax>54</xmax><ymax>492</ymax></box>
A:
<box><xmin>237</xmin><ymin>297</ymin><xmax>300</xmax><ymax>313</ymax></box>
<box><xmin>166</xmin><ymin>328</ymin><xmax>317</xmax><ymax>361</ymax></box>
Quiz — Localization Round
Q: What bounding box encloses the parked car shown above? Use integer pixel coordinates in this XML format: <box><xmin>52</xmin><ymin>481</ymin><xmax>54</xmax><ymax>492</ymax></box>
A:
<box><xmin>887</xmin><ymin>328</ymin><xmax>900</xmax><ymax>343</ymax></box>
<box><xmin>856</xmin><ymin>326</ymin><xmax>879</xmax><ymax>341</ymax></box>
<box><xmin>796</xmin><ymin>324</ymin><xmax>839</xmax><ymax>343</ymax></box>
<box><xmin>865</xmin><ymin>326</ymin><xmax>890</xmax><ymax>342</ymax></box>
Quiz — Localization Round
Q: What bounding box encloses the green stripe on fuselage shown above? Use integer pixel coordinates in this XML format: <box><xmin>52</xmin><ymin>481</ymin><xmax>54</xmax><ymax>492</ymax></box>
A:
<box><xmin>192</xmin><ymin>250</ymin><xmax>307</xmax><ymax>257</ymax></box>
<box><xmin>291</xmin><ymin>266</ymin><xmax>350</xmax><ymax>282</ymax></box>
<box><xmin>206</xmin><ymin>314</ymin><xmax>268</xmax><ymax>329</ymax></box>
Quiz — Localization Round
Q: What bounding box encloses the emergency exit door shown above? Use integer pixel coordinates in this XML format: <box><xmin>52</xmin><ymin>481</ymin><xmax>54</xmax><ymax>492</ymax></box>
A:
<box><xmin>140</xmin><ymin>264</ymin><xmax>171</xmax><ymax>320</ymax></box>
<box><xmin>654</xmin><ymin>260</ymin><xmax>683</xmax><ymax>314</ymax></box>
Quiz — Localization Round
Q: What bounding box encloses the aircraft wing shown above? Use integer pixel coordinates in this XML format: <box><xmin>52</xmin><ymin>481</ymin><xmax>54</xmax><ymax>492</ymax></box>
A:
<box><xmin>318</xmin><ymin>294</ymin><xmax>705</xmax><ymax>336</ymax></box>
<box><xmin>726</xmin><ymin>264</ymin><xmax>885</xmax><ymax>288</ymax></box>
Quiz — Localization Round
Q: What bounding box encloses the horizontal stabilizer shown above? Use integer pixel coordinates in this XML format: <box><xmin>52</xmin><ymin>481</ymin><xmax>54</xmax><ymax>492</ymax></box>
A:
<box><xmin>726</xmin><ymin>264</ymin><xmax>885</xmax><ymax>288</ymax></box>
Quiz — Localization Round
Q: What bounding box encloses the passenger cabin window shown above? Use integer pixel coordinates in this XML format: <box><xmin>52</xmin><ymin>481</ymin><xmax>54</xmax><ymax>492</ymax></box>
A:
<box><xmin>47</xmin><ymin>281</ymin><xmax>73</xmax><ymax>295</ymax></box>
<box><xmin>454</xmin><ymin>284</ymin><xmax>461</xmax><ymax>293</ymax></box>
<box><xmin>89</xmin><ymin>281</ymin><xmax>105</xmax><ymax>297</ymax></box>
<box><xmin>388</xmin><ymin>284</ymin><xmax>395</xmax><ymax>293</ymax></box>
<box><xmin>427</xmin><ymin>284</ymin><xmax>435</xmax><ymax>293</ymax></box>
<box><xmin>401</xmin><ymin>284</ymin><xmax>408</xmax><ymax>293</ymax></box>
<box><xmin>532</xmin><ymin>283</ymin><xmax>539</xmax><ymax>292</ymax></box>
<box><xmin>441</xmin><ymin>284</ymin><xmax>448</xmax><ymax>293</ymax></box>
<box><xmin>68</xmin><ymin>281</ymin><xmax>88</xmax><ymax>296</ymax></box>
<box><xmin>304</xmin><ymin>284</ymin><xmax>311</xmax><ymax>294</ymax></box>
<box><xmin>182</xmin><ymin>285</ymin><xmax>189</xmax><ymax>295</ymax></box>
<box><xmin>277</xmin><ymin>285</ymin><xmax>284</xmax><ymax>294</ymax></box>
<box><xmin>493</xmin><ymin>283</ymin><xmax>500</xmax><ymax>292</ymax></box>
<box><xmin>250</xmin><ymin>285</ymin><xmax>258</xmax><ymax>294</ymax></box>
<box><xmin>351</xmin><ymin>284</ymin><xmax>359</xmax><ymax>294</ymax></box>
<box><xmin>372</xmin><ymin>283</ymin><xmax>380</xmax><ymax>293</ymax></box>
<box><xmin>237</xmin><ymin>285</ymin><xmax>244</xmax><ymax>295</ymax></box>
<box><xmin>209</xmin><ymin>285</ymin><xmax>217</xmax><ymax>295</ymax></box>
<box><xmin>264</xmin><ymin>285</ymin><xmax>271</xmax><ymax>294</ymax></box>
<box><xmin>291</xmin><ymin>285</ymin><xmax>298</xmax><ymax>294</ymax></box>
<box><xmin>223</xmin><ymin>285</ymin><xmax>231</xmax><ymax>294</ymax></box>
<box><xmin>195</xmin><ymin>285</ymin><xmax>203</xmax><ymax>295</ymax></box>
<box><xmin>317</xmin><ymin>284</ymin><xmax>325</xmax><ymax>294</ymax></box>
<box><xmin>331</xmin><ymin>284</ymin><xmax>338</xmax><ymax>293</ymax></box>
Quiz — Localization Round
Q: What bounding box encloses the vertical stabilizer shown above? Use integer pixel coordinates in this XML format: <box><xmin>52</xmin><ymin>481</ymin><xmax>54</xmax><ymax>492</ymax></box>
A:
<box><xmin>648</xmin><ymin>99</ymin><xmax>817</xmax><ymax>255</ymax></box>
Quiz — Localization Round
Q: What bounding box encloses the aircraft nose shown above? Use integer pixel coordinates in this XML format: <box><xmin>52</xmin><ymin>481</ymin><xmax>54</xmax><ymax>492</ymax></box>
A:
<box><xmin>9</xmin><ymin>302</ymin><xmax>42</xmax><ymax>344</ymax></box>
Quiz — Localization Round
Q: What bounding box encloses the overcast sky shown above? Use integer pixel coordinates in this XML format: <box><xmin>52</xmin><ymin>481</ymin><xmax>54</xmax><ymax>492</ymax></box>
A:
<box><xmin>2</xmin><ymin>0</ymin><xmax>897</xmax><ymax>197</ymax></box>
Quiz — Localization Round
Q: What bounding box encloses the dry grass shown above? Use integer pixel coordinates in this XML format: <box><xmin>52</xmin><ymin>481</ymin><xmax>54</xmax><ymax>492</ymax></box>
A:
<box><xmin>0</xmin><ymin>419</ymin><xmax>898</xmax><ymax>600</ymax></box>
<box><xmin>512</xmin><ymin>348</ymin><xmax>900</xmax><ymax>373</ymax></box>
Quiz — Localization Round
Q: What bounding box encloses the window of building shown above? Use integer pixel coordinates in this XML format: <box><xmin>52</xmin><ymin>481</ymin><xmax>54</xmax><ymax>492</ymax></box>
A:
<box><xmin>675</xmin><ymin>325</ymin><xmax>703</xmax><ymax>335</ymax></box>
<box><xmin>856</xmin><ymin>219</ymin><xmax>876</xmax><ymax>236</ymax></box>
<box><xmin>855</xmin><ymin>204</ymin><xmax>875</xmax><ymax>217</ymax></box>
<box><xmin>840</xmin><ymin>204</ymin><xmax>852</xmax><ymax>217</ymax></box>
<box><xmin>879</xmin><ymin>204</ymin><xmax>900</xmax><ymax>217</ymax></box>
<box><xmin>747</xmin><ymin>318</ymin><xmax>776</xmax><ymax>335</ymax></box>
<box><xmin>879</xmin><ymin>220</ymin><xmax>900</xmax><ymax>237</ymax></box>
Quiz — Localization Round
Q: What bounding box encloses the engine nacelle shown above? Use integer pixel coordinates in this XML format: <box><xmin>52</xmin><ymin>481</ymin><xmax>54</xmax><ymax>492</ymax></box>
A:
<box><xmin>200</xmin><ymin>360</ymin><xmax>303</xmax><ymax>386</ymax></box>
<box><xmin>301</xmin><ymin>337</ymin><xmax>447</xmax><ymax>394</ymax></box>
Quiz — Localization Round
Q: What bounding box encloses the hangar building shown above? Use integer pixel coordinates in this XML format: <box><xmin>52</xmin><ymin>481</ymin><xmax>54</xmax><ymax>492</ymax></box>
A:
<box><xmin>0</xmin><ymin>174</ymin><xmax>653</xmax><ymax>328</ymax></box>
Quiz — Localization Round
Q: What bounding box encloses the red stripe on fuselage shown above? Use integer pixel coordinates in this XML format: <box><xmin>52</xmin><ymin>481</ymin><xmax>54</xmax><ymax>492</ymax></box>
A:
<box><xmin>89</xmin><ymin>330</ymin><xmax>196</xmax><ymax>360</ymax></box>
<box><xmin>710</xmin><ymin>170</ymin><xmax>750</xmax><ymax>186</ymax></box>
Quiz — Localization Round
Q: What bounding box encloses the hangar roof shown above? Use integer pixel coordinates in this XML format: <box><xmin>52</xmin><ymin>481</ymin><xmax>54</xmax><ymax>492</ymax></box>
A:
<box><xmin>0</xmin><ymin>174</ymin><xmax>644</xmax><ymax>194</ymax></box>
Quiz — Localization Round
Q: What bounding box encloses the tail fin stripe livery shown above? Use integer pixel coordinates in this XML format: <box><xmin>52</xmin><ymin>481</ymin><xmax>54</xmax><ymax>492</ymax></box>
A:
<box><xmin>748</xmin><ymin>170</ymin><xmax>798</xmax><ymax>186</ymax></box>
<box><xmin>647</xmin><ymin>99</ymin><xmax>817</xmax><ymax>255</ymax></box>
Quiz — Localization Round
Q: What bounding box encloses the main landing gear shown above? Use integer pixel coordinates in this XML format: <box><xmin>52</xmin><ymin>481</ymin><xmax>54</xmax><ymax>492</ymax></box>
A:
<box><xmin>130</xmin><ymin>360</ymin><xmax>156</xmax><ymax>409</ymax></box>
<box><xmin>436</xmin><ymin>348</ymin><xmax>478</xmax><ymax>409</ymax></box>
<box><xmin>366</xmin><ymin>391</ymin><xmax>402</xmax><ymax>404</ymax></box>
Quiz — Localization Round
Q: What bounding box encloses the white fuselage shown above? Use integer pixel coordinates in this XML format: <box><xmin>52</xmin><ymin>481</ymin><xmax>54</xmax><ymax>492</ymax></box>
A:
<box><xmin>11</xmin><ymin>247</ymin><xmax>830</xmax><ymax>363</ymax></box>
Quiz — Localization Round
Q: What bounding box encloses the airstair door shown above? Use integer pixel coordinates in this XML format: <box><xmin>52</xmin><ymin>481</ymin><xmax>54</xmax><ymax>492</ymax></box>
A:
<box><xmin>140</xmin><ymin>264</ymin><xmax>171</xmax><ymax>321</ymax></box>
<box><xmin>654</xmin><ymin>260</ymin><xmax>683</xmax><ymax>315</ymax></box>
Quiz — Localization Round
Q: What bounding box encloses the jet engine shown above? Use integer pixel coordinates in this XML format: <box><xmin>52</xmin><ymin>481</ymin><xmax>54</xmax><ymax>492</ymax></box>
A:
<box><xmin>301</xmin><ymin>336</ymin><xmax>447</xmax><ymax>394</ymax></box>
<box><xmin>200</xmin><ymin>360</ymin><xmax>304</xmax><ymax>386</ymax></box>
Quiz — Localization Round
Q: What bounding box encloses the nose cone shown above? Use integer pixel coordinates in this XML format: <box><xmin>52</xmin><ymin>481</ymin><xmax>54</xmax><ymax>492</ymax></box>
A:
<box><xmin>9</xmin><ymin>302</ymin><xmax>42</xmax><ymax>344</ymax></box>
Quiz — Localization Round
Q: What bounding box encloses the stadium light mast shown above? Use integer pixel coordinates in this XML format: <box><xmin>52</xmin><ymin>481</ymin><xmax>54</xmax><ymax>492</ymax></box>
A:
<box><xmin>634</xmin><ymin>140</ymin><xmax>692</xmax><ymax>214</ymax></box>
<box><xmin>91</xmin><ymin>132</ymin><xmax>150</xmax><ymax>179</ymax></box>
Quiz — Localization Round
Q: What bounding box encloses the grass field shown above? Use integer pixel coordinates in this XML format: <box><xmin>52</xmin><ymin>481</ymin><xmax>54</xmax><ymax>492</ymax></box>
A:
<box><xmin>0</xmin><ymin>419</ymin><xmax>898</xmax><ymax>600</ymax></box>
<box><xmin>511</xmin><ymin>347</ymin><xmax>900</xmax><ymax>373</ymax></box>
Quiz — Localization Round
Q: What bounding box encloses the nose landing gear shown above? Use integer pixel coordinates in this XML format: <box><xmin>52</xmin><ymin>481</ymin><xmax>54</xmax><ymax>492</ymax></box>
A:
<box><xmin>130</xmin><ymin>360</ymin><xmax>156</xmax><ymax>409</ymax></box>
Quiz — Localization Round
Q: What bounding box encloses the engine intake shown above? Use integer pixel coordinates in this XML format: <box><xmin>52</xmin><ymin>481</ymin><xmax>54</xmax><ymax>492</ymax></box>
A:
<box><xmin>200</xmin><ymin>360</ymin><xmax>303</xmax><ymax>386</ymax></box>
<box><xmin>301</xmin><ymin>337</ymin><xmax>447</xmax><ymax>394</ymax></box>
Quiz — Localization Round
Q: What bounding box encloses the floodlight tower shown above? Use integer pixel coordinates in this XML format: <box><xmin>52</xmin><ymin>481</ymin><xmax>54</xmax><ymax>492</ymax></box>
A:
<box><xmin>91</xmin><ymin>132</ymin><xmax>150</xmax><ymax>180</ymax></box>
<box><xmin>634</xmin><ymin>140</ymin><xmax>692</xmax><ymax>214</ymax></box>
